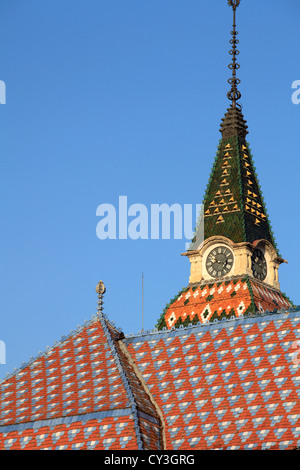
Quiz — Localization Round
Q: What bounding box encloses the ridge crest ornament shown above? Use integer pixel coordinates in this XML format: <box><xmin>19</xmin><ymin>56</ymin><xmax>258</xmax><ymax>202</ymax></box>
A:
<box><xmin>96</xmin><ymin>280</ymin><xmax>106</xmax><ymax>315</ymax></box>
<box><xmin>96</xmin><ymin>280</ymin><xmax>106</xmax><ymax>295</ymax></box>
<box><xmin>227</xmin><ymin>0</ymin><xmax>242</xmax><ymax>108</ymax></box>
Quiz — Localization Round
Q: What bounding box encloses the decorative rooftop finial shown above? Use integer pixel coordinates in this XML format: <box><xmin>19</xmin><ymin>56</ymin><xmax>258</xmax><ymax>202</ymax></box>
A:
<box><xmin>227</xmin><ymin>0</ymin><xmax>241</xmax><ymax>108</ymax></box>
<box><xmin>220</xmin><ymin>0</ymin><xmax>248</xmax><ymax>138</ymax></box>
<box><xmin>96</xmin><ymin>280</ymin><xmax>106</xmax><ymax>314</ymax></box>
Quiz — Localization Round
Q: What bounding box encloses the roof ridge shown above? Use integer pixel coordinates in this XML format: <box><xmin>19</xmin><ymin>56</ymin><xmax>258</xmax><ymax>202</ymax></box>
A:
<box><xmin>188</xmin><ymin>274</ymin><xmax>284</xmax><ymax>293</ymax></box>
<box><xmin>235</xmin><ymin>136</ymin><xmax>247</xmax><ymax>242</ymax></box>
<box><xmin>97</xmin><ymin>312</ymin><xmax>144</xmax><ymax>450</ymax></box>
<box><xmin>126</xmin><ymin>307</ymin><xmax>300</xmax><ymax>340</ymax></box>
<box><xmin>246</xmin><ymin>275</ymin><xmax>257</xmax><ymax>313</ymax></box>
<box><xmin>245</xmin><ymin>141</ymin><xmax>281</xmax><ymax>257</ymax></box>
<box><xmin>0</xmin><ymin>312</ymin><xmax>124</xmax><ymax>386</ymax></box>
<box><xmin>0</xmin><ymin>315</ymin><xmax>99</xmax><ymax>385</ymax></box>
<box><xmin>118</xmin><ymin>339</ymin><xmax>166</xmax><ymax>449</ymax></box>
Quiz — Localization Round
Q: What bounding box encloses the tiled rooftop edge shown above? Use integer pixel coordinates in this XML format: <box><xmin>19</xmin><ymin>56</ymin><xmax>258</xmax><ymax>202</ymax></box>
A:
<box><xmin>98</xmin><ymin>314</ymin><xmax>144</xmax><ymax>450</ymax></box>
<box><xmin>1</xmin><ymin>307</ymin><xmax>299</xmax><ymax>385</ymax></box>
<box><xmin>0</xmin><ymin>313</ymin><xmax>151</xmax><ymax>450</ymax></box>
<box><xmin>123</xmin><ymin>308</ymin><xmax>300</xmax><ymax>343</ymax></box>
<box><xmin>0</xmin><ymin>313</ymin><xmax>123</xmax><ymax>386</ymax></box>
<box><xmin>188</xmin><ymin>275</ymin><xmax>284</xmax><ymax>293</ymax></box>
<box><xmin>0</xmin><ymin>408</ymin><xmax>133</xmax><ymax>434</ymax></box>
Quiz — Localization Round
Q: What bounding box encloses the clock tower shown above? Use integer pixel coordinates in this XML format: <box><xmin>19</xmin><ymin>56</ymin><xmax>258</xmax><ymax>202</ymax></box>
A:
<box><xmin>157</xmin><ymin>0</ymin><xmax>293</xmax><ymax>330</ymax></box>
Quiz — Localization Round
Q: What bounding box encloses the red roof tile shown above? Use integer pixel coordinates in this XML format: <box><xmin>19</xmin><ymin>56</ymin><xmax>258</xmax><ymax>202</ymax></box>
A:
<box><xmin>157</xmin><ymin>277</ymin><xmax>292</xmax><ymax>330</ymax></box>
<box><xmin>0</xmin><ymin>314</ymin><xmax>164</xmax><ymax>450</ymax></box>
<box><xmin>0</xmin><ymin>412</ymin><xmax>138</xmax><ymax>450</ymax></box>
<box><xmin>1</xmin><ymin>302</ymin><xmax>299</xmax><ymax>450</ymax></box>
<box><xmin>125</xmin><ymin>310</ymin><xmax>300</xmax><ymax>450</ymax></box>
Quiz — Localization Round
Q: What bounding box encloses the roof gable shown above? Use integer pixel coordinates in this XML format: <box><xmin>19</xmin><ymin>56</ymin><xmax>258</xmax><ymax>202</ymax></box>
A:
<box><xmin>0</xmin><ymin>318</ymin><xmax>131</xmax><ymax>426</ymax></box>
<box><xmin>0</xmin><ymin>314</ymin><xmax>164</xmax><ymax>450</ymax></box>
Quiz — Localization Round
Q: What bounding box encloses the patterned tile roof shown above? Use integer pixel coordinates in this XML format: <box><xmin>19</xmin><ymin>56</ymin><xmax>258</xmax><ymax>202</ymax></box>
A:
<box><xmin>191</xmin><ymin>136</ymin><xmax>279</xmax><ymax>255</ymax></box>
<box><xmin>0</xmin><ymin>314</ymin><xmax>164</xmax><ymax>450</ymax></box>
<box><xmin>125</xmin><ymin>310</ymin><xmax>300</xmax><ymax>450</ymax></box>
<box><xmin>1</xmin><ymin>300</ymin><xmax>298</xmax><ymax>450</ymax></box>
<box><xmin>156</xmin><ymin>276</ymin><xmax>292</xmax><ymax>330</ymax></box>
<box><xmin>0</xmin><ymin>410</ymin><xmax>138</xmax><ymax>450</ymax></box>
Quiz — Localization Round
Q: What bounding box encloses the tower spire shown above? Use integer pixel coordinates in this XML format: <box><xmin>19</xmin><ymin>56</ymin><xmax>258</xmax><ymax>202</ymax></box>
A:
<box><xmin>199</xmin><ymin>0</ymin><xmax>278</xmax><ymax>253</ymax></box>
<box><xmin>220</xmin><ymin>0</ymin><xmax>247</xmax><ymax>139</ymax></box>
<box><xmin>227</xmin><ymin>0</ymin><xmax>242</xmax><ymax>108</ymax></box>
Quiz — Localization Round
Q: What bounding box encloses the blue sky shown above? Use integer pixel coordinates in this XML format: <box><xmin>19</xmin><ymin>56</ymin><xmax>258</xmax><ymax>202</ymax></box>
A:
<box><xmin>0</xmin><ymin>0</ymin><xmax>299</xmax><ymax>379</ymax></box>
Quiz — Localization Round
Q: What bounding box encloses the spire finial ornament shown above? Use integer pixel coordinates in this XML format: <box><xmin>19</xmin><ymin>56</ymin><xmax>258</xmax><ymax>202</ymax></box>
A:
<box><xmin>227</xmin><ymin>0</ymin><xmax>241</xmax><ymax>108</ymax></box>
<box><xmin>220</xmin><ymin>0</ymin><xmax>248</xmax><ymax>138</ymax></box>
<box><xmin>96</xmin><ymin>280</ymin><xmax>106</xmax><ymax>315</ymax></box>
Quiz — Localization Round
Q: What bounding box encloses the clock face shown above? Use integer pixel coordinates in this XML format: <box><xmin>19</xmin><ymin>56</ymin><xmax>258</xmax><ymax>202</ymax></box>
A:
<box><xmin>206</xmin><ymin>246</ymin><xmax>234</xmax><ymax>278</ymax></box>
<box><xmin>252</xmin><ymin>249</ymin><xmax>267</xmax><ymax>281</ymax></box>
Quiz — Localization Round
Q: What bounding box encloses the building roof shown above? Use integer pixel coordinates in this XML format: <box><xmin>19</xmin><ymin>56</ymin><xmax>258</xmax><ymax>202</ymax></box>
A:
<box><xmin>1</xmin><ymin>304</ymin><xmax>299</xmax><ymax>450</ymax></box>
<box><xmin>220</xmin><ymin>106</ymin><xmax>248</xmax><ymax>140</ymax></box>
<box><xmin>125</xmin><ymin>309</ymin><xmax>300</xmax><ymax>450</ymax></box>
<box><xmin>197</xmin><ymin>135</ymin><xmax>279</xmax><ymax>252</ymax></box>
<box><xmin>0</xmin><ymin>313</ymin><xmax>164</xmax><ymax>450</ymax></box>
<box><xmin>156</xmin><ymin>276</ymin><xmax>293</xmax><ymax>330</ymax></box>
<box><xmin>0</xmin><ymin>1</ymin><xmax>297</xmax><ymax>453</ymax></box>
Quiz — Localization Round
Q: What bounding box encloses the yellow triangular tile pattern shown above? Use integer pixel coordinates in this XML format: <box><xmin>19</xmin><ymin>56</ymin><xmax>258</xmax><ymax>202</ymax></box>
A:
<box><xmin>242</xmin><ymin>145</ymin><xmax>268</xmax><ymax>224</ymax></box>
<box><xmin>202</xmin><ymin>137</ymin><xmax>275</xmax><ymax>246</ymax></box>
<box><xmin>205</xmin><ymin>144</ymin><xmax>240</xmax><ymax>220</ymax></box>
